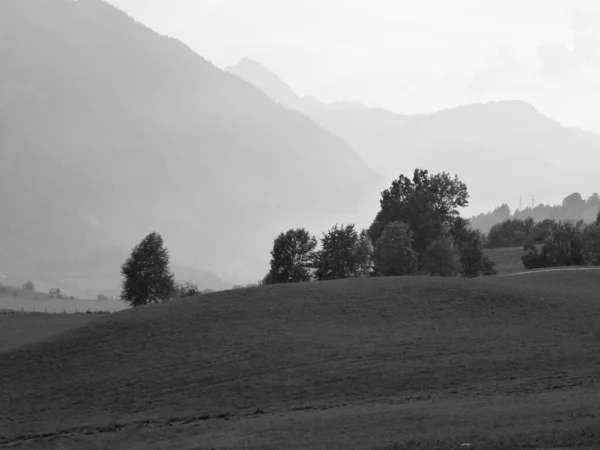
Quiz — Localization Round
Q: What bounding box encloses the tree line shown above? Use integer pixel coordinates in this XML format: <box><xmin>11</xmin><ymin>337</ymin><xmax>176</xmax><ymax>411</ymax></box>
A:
<box><xmin>484</xmin><ymin>213</ymin><xmax>600</xmax><ymax>270</ymax></box>
<box><xmin>261</xmin><ymin>169</ymin><xmax>497</xmax><ymax>284</ymax></box>
<box><xmin>471</xmin><ymin>192</ymin><xmax>600</xmax><ymax>234</ymax></box>
<box><xmin>117</xmin><ymin>168</ymin><xmax>500</xmax><ymax>307</ymax></box>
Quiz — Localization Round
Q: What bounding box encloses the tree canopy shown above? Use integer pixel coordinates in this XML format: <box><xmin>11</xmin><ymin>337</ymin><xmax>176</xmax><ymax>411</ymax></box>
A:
<box><xmin>121</xmin><ymin>231</ymin><xmax>175</xmax><ymax>306</ymax></box>
<box><xmin>369</xmin><ymin>169</ymin><xmax>469</xmax><ymax>257</ymax></box>
<box><xmin>263</xmin><ymin>228</ymin><xmax>317</xmax><ymax>284</ymax></box>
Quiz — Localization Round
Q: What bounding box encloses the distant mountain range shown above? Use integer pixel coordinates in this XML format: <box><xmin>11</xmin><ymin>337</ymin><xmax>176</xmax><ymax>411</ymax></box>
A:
<box><xmin>0</xmin><ymin>0</ymin><xmax>383</xmax><ymax>289</ymax></box>
<box><xmin>227</xmin><ymin>59</ymin><xmax>600</xmax><ymax>216</ymax></box>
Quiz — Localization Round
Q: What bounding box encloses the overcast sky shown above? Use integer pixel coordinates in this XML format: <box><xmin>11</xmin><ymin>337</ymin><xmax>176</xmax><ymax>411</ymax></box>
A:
<box><xmin>108</xmin><ymin>0</ymin><xmax>600</xmax><ymax>132</ymax></box>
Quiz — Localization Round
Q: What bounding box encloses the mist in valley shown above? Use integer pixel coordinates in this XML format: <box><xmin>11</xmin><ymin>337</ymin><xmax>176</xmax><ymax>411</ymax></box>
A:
<box><xmin>1</xmin><ymin>0</ymin><xmax>599</xmax><ymax>299</ymax></box>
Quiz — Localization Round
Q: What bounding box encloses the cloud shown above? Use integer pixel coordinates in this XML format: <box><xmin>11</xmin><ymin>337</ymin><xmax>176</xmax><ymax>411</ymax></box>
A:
<box><xmin>537</xmin><ymin>8</ymin><xmax>600</xmax><ymax>79</ymax></box>
<box><xmin>467</xmin><ymin>45</ymin><xmax>520</xmax><ymax>97</ymax></box>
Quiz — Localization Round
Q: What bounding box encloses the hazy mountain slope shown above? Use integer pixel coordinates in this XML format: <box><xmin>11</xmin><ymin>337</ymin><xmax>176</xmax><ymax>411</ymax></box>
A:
<box><xmin>226</xmin><ymin>59</ymin><xmax>367</xmax><ymax>117</ymax></box>
<box><xmin>570</xmin><ymin>126</ymin><xmax>600</xmax><ymax>146</ymax></box>
<box><xmin>228</xmin><ymin>59</ymin><xmax>600</xmax><ymax>214</ymax></box>
<box><xmin>0</xmin><ymin>0</ymin><xmax>382</xmax><ymax>286</ymax></box>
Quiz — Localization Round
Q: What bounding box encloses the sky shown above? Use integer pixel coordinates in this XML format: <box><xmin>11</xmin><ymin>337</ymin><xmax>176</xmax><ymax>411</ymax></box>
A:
<box><xmin>107</xmin><ymin>0</ymin><xmax>600</xmax><ymax>132</ymax></box>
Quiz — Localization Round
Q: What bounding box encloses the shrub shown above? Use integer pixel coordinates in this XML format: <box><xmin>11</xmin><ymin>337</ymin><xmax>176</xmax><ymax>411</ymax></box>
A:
<box><xmin>372</xmin><ymin>222</ymin><xmax>419</xmax><ymax>276</ymax></box>
<box><xmin>421</xmin><ymin>235</ymin><xmax>460</xmax><ymax>277</ymax></box>
<box><xmin>173</xmin><ymin>280</ymin><xmax>201</xmax><ymax>298</ymax></box>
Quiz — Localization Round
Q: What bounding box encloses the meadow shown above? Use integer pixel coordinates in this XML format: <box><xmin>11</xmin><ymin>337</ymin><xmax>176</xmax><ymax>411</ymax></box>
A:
<box><xmin>1</xmin><ymin>268</ymin><xmax>600</xmax><ymax>449</ymax></box>
<box><xmin>0</xmin><ymin>285</ymin><xmax>129</xmax><ymax>314</ymax></box>
<box><xmin>483</xmin><ymin>246</ymin><xmax>527</xmax><ymax>275</ymax></box>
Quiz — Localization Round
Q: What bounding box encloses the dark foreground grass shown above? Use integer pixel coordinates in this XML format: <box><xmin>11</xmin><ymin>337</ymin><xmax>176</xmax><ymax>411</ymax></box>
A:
<box><xmin>1</xmin><ymin>274</ymin><xmax>600</xmax><ymax>449</ymax></box>
<box><xmin>0</xmin><ymin>313</ymin><xmax>105</xmax><ymax>353</ymax></box>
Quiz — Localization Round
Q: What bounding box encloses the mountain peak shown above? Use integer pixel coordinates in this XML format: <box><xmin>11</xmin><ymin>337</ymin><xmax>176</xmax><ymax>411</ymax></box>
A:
<box><xmin>226</xmin><ymin>58</ymin><xmax>299</xmax><ymax>107</ymax></box>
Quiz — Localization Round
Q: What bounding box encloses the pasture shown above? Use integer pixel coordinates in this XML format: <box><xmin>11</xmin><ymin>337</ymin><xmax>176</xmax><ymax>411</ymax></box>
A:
<box><xmin>0</xmin><ymin>313</ymin><xmax>105</xmax><ymax>354</ymax></box>
<box><xmin>484</xmin><ymin>246</ymin><xmax>527</xmax><ymax>275</ymax></box>
<box><xmin>0</xmin><ymin>285</ymin><xmax>129</xmax><ymax>314</ymax></box>
<box><xmin>1</xmin><ymin>271</ymin><xmax>600</xmax><ymax>449</ymax></box>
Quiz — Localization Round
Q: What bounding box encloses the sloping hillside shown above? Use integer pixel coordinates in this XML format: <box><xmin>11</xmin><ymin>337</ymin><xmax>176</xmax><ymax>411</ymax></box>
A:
<box><xmin>2</xmin><ymin>273</ymin><xmax>600</xmax><ymax>448</ymax></box>
<box><xmin>0</xmin><ymin>0</ymin><xmax>382</xmax><ymax>287</ymax></box>
<box><xmin>228</xmin><ymin>59</ymin><xmax>600</xmax><ymax>214</ymax></box>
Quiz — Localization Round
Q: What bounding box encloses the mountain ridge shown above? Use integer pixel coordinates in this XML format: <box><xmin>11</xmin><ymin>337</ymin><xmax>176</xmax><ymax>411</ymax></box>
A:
<box><xmin>227</xmin><ymin>58</ymin><xmax>600</xmax><ymax>215</ymax></box>
<box><xmin>0</xmin><ymin>0</ymin><xmax>383</xmax><ymax>288</ymax></box>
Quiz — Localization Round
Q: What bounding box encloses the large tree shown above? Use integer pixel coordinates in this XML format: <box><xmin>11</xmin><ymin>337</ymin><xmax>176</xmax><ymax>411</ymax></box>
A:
<box><xmin>369</xmin><ymin>169</ymin><xmax>469</xmax><ymax>258</ymax></box>
<box><xmin>263</xmin><ymin>228</ymin><xmax>317</xmax><ymax>284</ymax></box>
<box><xmin>121</xmin><ymin>231</ymin><xmax>175</xmax><ymax>306</ymax></box>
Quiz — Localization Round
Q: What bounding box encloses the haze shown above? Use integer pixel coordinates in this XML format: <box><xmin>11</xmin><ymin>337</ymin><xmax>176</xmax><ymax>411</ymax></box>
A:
<box><xmin>1</xmin><ymin>0</ymin><xmax>599</xmax><ymax>293</ymax></box>
<box><xmin>108</xmin><ymin>0</ymin><xmax>600</xmax><ymax>132</ymax></box>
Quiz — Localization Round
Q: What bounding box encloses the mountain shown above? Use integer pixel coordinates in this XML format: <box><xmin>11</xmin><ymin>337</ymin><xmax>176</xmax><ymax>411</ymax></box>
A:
<box><xmin>570</xmin><ymin>127</ymin><xmax>600</xmax><ymax>147</ymax></box>
<box><xmin>225</xmin><ymin>58</ymin><xmax>368</xmax><ymax>117</ymax></box>
<box><xmin>227</xmin><ymin>59</ymin><xmax>600</xmax><ymax>215</ymax></box>
<box><xmin>0</xmin><ymin>0</ymin><xmax>383</xmax><ymax>288</ymax></box>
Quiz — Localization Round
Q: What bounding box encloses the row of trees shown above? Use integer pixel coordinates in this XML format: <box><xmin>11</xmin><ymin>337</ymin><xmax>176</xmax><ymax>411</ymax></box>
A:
<box><xmin>522</xmin><ymin>217</ymin><xmax>600</xmax><ymax>269</ymax></box>
<box><xmin>471</xmin><ymin>192</ymin><xmax>600</xmax><ymax>234</ymax></box>
<box><xmin>262</xmin><ymin>169</ymin><xmax>497</xmax><ymax>283</ymax></box>
<box><xmin>486</xmin><ymin>210</ymin><xmax>600</xmax><ymax>250</ymax></box>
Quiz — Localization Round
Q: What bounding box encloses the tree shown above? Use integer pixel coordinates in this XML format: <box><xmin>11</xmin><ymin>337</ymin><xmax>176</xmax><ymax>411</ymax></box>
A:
<box><xmin>120</xmin><ymin>231</ymin><xmax>175</xmax><ymax>306</ymax></box>
<box><xmin>315</xmin><ymin>223</ymin><xmax>361</xmax><ymax>280</ymax></box>
<box><xmin>372</xmin><ymin>222</ymin><xmax>419</xmax><ymax>276</ymax></box>
<box><xmin>173</xmin><ymin>280</ymin><xmax>200</xmax><ymax>298</ymax></box>
<box><xmin>582</xmin><ymin>224</ymin><xmax>600</xmax><ymax>266</ymax></box>
<box><xmin>596</xmin><ymin>209</ymin><xmax>600</xmax><ymax>226</ymax></box>
<box><xmin>22</xmin><ymin>281</ymin><xmax>35</xmax><ymax>291</ymax></box>
<box><xmin>421</xmin><ymin>234</ymin><xmax>460</xmax><ymax>276</ymax></box>
<box><xmin>263</xmin><ymin>228</ymin><xmax>317</xmax><ymax>284</ymax></box>
<box><xmin>355</xmin><ymin>229</ymin><xmax>374</xmax><ymax>277</ymax></box>
<box><xmin>369</xmin><ymin>169</ymin><xmax>469</xmax><ymax>257</ymax></box>
<box><xmin>459</xmin><ymin>229</ymin><xmax>497</xmax><ymax>277</ymax></box>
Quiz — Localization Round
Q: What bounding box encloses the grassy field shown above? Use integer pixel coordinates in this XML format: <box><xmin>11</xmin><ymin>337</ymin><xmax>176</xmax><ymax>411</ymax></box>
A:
<box><xmin>484</xmin><ymin>246</ymin><xmax>527</xmax><ymax>274</ymax></box>
<box><xmin>0</xmin><ymin>313</ymin><xmax>106</xmax><ymax>353</ymax></box>
<box><xmin>1</xmin><ymin>271</ymin><xmax>600</xmax><ymax>449</ymax></box>
<box><xmin>0</xmin><ymin>285</ymin><xmax>129</xmax><ymax>314</ymax></box>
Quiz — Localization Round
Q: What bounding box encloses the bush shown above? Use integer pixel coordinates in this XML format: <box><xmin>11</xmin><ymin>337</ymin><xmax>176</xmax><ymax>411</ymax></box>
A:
<box><xmin>372</xmin><ymin>222</ymin><xmax>419</xmax><ymax>276</ymax></box>
<box><xmin>421</xmin><ymin>235</ymin><xmax>460</xmax><ymax>277</ymax></box>
<box><xmin>458</xmin><ymin>230</ymin><xmax>497</xmax><ymax>277</ymax></box>
<box><xmin>172</xmin><ymin>280</ymin><xmax>201</xmax><ymax>298</ymax></box>
<box><xmin>22</xmin><ymin>281</ymin><xmax>35</xmax><ymax>291</ymax></box>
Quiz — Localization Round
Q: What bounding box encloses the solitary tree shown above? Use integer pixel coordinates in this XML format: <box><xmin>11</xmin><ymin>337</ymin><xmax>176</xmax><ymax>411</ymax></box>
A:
<box><xmin>262</xmin><ymin>228</ymin><xmax>317</xmax><ymax>284</ymax></box>
<box><xmin>372</xmin><ymin>221</ymin><xmax>419</xmax><ymax>276</ymax></box>
<box><xmin>121</xmin><ymin>231</ymin><xmax>175</xmax><ymax>306</ymax></box>
<box><xmin>22</xmin><ymin>281</ymin><xmax>35</xmax><ymax>291</ymax></box>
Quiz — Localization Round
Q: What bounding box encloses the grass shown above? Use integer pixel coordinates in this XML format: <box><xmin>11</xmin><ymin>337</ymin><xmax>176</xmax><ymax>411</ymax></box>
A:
<box><xmin>0</xmin><ymin>284</ymin><xmax>129</xmax><ymax>314</ymax></box>
<box><xmin>0</xmin><ymin>314</ymin><xmax>105</xmax><ymax>354</ymax></box>
<box><xmin>484</xmin><ymin>246</ymin><xmax>527</xmax><ymax>274</ymax></box>
<box><xmin>1</xmin><ymin>272</ymin><xmax>600</xmax><ymax>449</ymax></box>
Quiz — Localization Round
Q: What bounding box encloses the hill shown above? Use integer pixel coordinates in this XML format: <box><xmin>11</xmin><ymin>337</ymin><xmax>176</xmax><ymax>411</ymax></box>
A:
<box><xmin>227</xmin><ymin>59</ymin><xmax>600</xmax><ymax>215</ymax></box>
<box><xmin>2</xmin><ymin>273</ymin><xmax>600</xmax><ymax>449</ymax></box>
<box><xmin>0</xmin><ymin>0</ymin><xmax>383</xmax><ymax>288</ymax></box>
